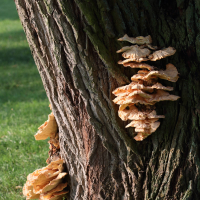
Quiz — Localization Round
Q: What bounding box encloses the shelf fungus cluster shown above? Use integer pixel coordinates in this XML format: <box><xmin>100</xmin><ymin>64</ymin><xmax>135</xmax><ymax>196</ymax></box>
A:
<box><xmin>113</xmin><ymin>35</ymin><xmax>180</xmax><ymax>141</ymax></box>
<box><xmin>23</xmin><ymin>108</ymin><xmax>68</xmax><ymax>200</ymax></box>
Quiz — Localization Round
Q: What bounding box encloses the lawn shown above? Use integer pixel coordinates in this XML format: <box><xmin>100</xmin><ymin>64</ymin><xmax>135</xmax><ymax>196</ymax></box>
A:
<box><xmin>0</xmin><ymin>0</ymin><xmax>50</xmax><ymax>199</ymax></box>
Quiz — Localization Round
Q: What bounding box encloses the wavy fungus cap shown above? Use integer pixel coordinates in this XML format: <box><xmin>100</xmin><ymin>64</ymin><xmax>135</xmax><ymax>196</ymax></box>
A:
<box><xmin>23</xmin><ymin>159</ymin><xmax>67</xmax><ymax>200</ymax></box>
<box><xmin>112</xmin><ymin>82</ymin><xmax>173</xmax><ymax>96</ymax></box>
<box><xmin>118</xmin><ymin>45</ymin><xmax>151</xmax><ymax>63</ymax></box>
<box><xmin>148</xmin><ymin>47</ymin><xmax>176</xmax><ymax>61</ymax></box>
<box><xmin>125</xmin><ymin>118</ymin><xmax>159</xmax><ymax>128</ymax></box>
<box><xmin>118</xmin><ymin>34</ymin><xmax>152</xmax><ymax>45</ymax></box>
<box><xmin>130</xmin><ymin>64</ymin><xmax>179</xmax><ymax>82</ymax></box>
<box><xmin>118</xmin><ymin>105</ymin><xmax>165</xmax><ymax>121</ymax></box>
<box><xmin>34</xmin><ymin>113</ymin><xmax>58</xmax><ymax>140</ymax></box>
<box><xmin>146</xmin><ymin>90</ymin><xmax>180</xmax><ymax>104</ymax></box>
<box><xmin>145</xmin><ymin>63</ymin><xmax>179</xmax><ymax>82</ymax></box>
<box><xmin>114</xmin><ymin>34</ymin><xmax>179</xmax><ymax>141</ymax></box>
<box><xmin>122</xmin><ymin>62</ymin><xmax>154</xmax><ymax>70</ymax></box>
<box><xmin>134</xmin><ymin>121</ymin><xmax>160</xmax><ymax>141</ymax></box>
<box><xmin>40</xmin><ymin>183</ymin><xmax>68</xmax><ymax>200</ymax></box>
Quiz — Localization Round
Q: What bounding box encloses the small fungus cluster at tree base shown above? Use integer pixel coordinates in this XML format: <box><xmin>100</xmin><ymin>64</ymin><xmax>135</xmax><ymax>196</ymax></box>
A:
<box><xmin>23</xmin><ymin>106</ymin><xmax>68</xmax><ymax>200</ymax></box>
<box><xmin>113</xmin><ymin>35</ymin><xmax>180</xmax><ymax>141</ymax></box>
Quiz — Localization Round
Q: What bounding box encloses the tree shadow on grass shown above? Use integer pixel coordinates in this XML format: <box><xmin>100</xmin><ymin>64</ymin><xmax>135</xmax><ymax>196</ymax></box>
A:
<box><xmin>0</xmin><ymin>0</ymin><xmax>19</xmax><ymax>21</ymax></box>
<box><xmin>0</xmin><ymin>30</ymin><xmax>27</xmax><ymax>42</ymax></box>
<box><xmin>0</xmin><ymin>46</ymin><xmax>34</xmax><ymax>66</ymax></box>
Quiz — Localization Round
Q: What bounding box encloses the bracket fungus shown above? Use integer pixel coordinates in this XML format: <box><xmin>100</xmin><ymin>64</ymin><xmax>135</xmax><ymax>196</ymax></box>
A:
<box><xmin>34</xmin><ymin>112</ymin><xmax>58</xmax><ymax>140</ymax></box>
<box><xmin>117</xmin><ymin>45</ymin><xmax>151</xmax><ymax>63</ymax></box>
<box><xmin>23</xmin><ymin>110</ymin><xmax>68</xmax><ymax>200</ymax></box>
<box><xmin>113</xmin><ymin>35</ymin><xmax>180</xmax><ymax>141</ymax></box>
<box><xmin>23</xmin><ymin>159</ymin><xmax>68</xmax><ymax>200</ymax></box>
<box><xmin>118</xmin><ymin>34</ymin><xmax>152</xmax><ymax>45</ymax></box>
<box><xmin>117</xmin><ymin>35</ymin><xmax>176</xmax><ymax>64</ymax></box>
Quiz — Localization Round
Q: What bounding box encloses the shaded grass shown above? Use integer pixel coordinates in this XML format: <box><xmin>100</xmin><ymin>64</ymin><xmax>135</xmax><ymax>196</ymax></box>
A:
<box><xmin>0</xmin><ymin>0</ymin><xmax>50</xmax><ymax>199</ymax></box>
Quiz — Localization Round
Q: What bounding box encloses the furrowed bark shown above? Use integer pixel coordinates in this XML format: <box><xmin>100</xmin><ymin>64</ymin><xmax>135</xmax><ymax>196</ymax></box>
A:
<box><xmin>15</xmin><ymin>0</ymin><xmax>200</xmax><ymax>199</ymax></box>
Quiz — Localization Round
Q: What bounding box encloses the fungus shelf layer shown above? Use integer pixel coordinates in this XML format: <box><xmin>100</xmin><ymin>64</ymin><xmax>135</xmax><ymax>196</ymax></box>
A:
<box><xmin>23</xmin><ymin>108</ymin><xmax>68</xmax><ymax>200</ymax></box>
<box><xmin>23</xmin><ymin>159</ymin><xmax>68</xmax><ymax>200</ymax></box>
<box><xmin>113</xmin><ymin>35</ymin><xmax>180</xmax><ymax>141</ymax></box>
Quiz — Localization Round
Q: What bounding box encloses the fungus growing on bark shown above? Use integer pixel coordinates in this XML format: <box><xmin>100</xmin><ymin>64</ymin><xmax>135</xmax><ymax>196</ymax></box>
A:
<box><xmin>123</xmin><ymin>62</ymin><xmax>155</xmax><ymax>70</ymax></box>
<box><xmin>148</xmin><ymin>47</ymin><xmax>176</xmax><ymax>61</ymax></box>
<box><xmin>144</xmin><ymin>63</ymin><xmax>179</xmax><ymax>82</ymax></box>
<box><xmin>40</xmin><ymin>183</ymin><xmax>68</xmax><ymax>200</ymax></box>
<box><xmin>118</xmin><ymin>105</ymin><xmax>165</xmax><ymax>121</ymax></box>
<box><xmin>117</xmin><ymin>36</ymin><xmax>176</xmax><ymax>64</ymax></box>
<box><xmin>23</xmin><ymin>159</ymin><xmax>68</xmax><ymax>200</ymax></box>
<box><xmin>113</xmin><ymin>35</ymin><xmax>180</xmax><ymax>141</ymax></box>
<box><xmin>34</xmin><ymin>112</ymin><xmax>58</xmax><ymax>140</ymax></box>
<box><xmin>118</xmin><ymin>34</ymin><xmax>152</xmax><ymax>45</ymax></box>
<box><xmin>23</xmin><ymin>108</ymin><xmax>68</xmax><ymax>200</ymax></box>
<box><xmin>113</xmin><ymin>89</ymin><xmax>179</xmax><ymax>106</ymax></box>
<box><xmin>117</xmin><ymin>45</ymin><xmax>151</xmax><ymax>63</ymax></box>
<box><xmin>112</xmin><ymin>82</ymin><xmax>173</xmax><ymax>96</ymax></box>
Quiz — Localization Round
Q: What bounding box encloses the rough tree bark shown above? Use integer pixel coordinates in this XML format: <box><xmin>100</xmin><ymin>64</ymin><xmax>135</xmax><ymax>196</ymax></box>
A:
<box><xmin>15</xmin><ymin>0</ymin><xmax>200</xmax><ymax>199</ymax></box>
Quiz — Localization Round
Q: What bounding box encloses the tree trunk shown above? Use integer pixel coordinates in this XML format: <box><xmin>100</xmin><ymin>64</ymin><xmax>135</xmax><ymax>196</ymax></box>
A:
<box><xmin>15</xmin><ymin>0</ymin><xmax>200</xmax><ymax>199</ymax></box>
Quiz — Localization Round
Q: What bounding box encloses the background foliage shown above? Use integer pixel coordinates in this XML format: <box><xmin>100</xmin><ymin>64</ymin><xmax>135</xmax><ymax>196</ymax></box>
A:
<box><xmin>0</xmin><ymin>0</ymin><xmax>50</xmax><ymax>199</ymax></box>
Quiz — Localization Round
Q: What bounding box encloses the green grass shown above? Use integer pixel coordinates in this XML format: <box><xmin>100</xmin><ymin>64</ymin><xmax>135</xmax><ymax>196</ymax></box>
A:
<box><xmin>0</xmin><ymin>0</ymin><xmax>50</xmax><ymax>199</ymax></box>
